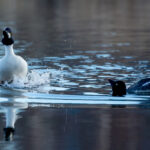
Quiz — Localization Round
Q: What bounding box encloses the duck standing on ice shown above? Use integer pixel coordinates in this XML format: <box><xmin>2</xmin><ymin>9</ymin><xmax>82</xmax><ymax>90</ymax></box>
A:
<box><xmin>0</xmin><ymin>27</ymin><xmax>28</xmax><ymax>83</ymax></box>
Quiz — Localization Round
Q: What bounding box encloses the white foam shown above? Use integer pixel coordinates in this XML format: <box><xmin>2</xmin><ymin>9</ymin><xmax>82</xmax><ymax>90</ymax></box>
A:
<box><xmin>2</xmin><ymin>69</ymin><xmax>66</xmax><ymax>93</ymax></box>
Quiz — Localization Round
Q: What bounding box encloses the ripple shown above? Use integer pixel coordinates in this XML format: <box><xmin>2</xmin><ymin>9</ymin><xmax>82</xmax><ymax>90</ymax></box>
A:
<box><xmin>96</xmin><ymin>54</ymin><xmax>111</xmax><ymax>58</ymax></box>
<box><xmin>122</xmin><ymin>56</ymin><xmax>134</xmax><ymax>59</ymax></box>
<box><xmin>99</xmin><ymin>42</ymin><xmax>130</xmax><ymax>48</ymax></box>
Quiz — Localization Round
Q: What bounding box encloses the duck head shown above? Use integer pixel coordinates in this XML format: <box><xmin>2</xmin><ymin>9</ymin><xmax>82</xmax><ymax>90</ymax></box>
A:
<box><xmin>2</xmin><ymin>27</ymin><xmax>14</xmax><ymax>46</ymax></box>
<box><xmin>108</xmin><ymin>79</ymin><xmax>126</xmax><ymax>96</ymax></box>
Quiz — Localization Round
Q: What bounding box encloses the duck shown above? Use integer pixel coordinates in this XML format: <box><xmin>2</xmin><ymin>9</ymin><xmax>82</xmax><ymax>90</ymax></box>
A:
<box><xmin>108</xmin><ymin>78</ymin><xmax>150</xmax><ymax>96</ymax></box>
<box><xmin>108</xmin><ymin>79</ymin><xmax>126</xmax><ymax>96</ymax></box>
<box><xmin>0</xmin><ymin>27</ymin><xmax>28</xmax><ymax>83</ymax></box>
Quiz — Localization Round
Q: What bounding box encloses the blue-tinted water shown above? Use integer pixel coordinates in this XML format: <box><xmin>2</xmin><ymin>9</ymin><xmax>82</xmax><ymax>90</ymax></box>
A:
<box><xmin>0</xmin><ymin>0</ymin><xmax>150</xmax><ymax>149</ymax></box>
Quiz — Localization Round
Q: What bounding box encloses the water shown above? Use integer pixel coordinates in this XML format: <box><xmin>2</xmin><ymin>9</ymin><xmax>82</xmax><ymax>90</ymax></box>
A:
<box><xmin>0</xmin><ymin>0</ymin><xmax>150</xmax><ymax>149</ymax></box>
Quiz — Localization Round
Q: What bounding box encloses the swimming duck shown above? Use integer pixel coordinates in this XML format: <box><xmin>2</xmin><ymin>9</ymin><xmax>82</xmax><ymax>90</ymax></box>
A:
<box><xmin>108</xmin><ymin>79</ymin><xmax>126</xmax><ymax>96</ymax></box>
<box><xmin>109</xmin><ymin>78</ymin><xmax>150</xmax><ymax>96</ymax></box>
<box><xmin>0</xmin><ymin>27</ymin><xmax>28</xmax><ymax>83</ymax></box>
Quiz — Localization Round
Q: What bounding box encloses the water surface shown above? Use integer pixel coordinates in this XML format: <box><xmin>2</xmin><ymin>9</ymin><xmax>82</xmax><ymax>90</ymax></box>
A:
<box><xmin>0</xmin><ymin>0</ymin><xmax>150</xmax><ymax>149</ymax></box>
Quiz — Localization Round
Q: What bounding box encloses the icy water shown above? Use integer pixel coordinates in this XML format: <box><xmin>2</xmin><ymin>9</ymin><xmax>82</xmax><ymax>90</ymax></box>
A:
<box><xmin>0</xmin><ymin>0</ymin><xmax>150</xmax><ymax>149</ymax></box>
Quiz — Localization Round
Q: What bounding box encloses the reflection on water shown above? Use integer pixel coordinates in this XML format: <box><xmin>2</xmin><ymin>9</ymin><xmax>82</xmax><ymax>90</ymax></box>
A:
<box><xmin>0</xmin><ymin>89</ymin><xmax>149</xmax><ymax>149</ymax></box>
<box><xmin>1</xmin><ymin>104</ymin><xmax>150</xmax><ymax>150</ymax></box>
<box><xmin>0</xmin><ymin>92</ymin><xmax>150</xmax><ymax>150</ymax></box>
<box><xmin>2</xmin><ymin>99</ymin><xmax>28</xmax><ymax>141</ymax></box>
<box><xmin>0</xmin><ymin>98</ymin><xmax>28</xmax><ymax>141</ymax></box>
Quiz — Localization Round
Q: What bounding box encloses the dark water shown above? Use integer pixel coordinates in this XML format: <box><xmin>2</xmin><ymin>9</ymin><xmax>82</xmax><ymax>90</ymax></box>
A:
<box><xmin>1</xmin><ymin>106</ymin><xmax>150</xmax><ymax>150</ymax></box>
<box><xmin>0</xmin><ymin>0</ymin><xmax>150</xmax><ymax>149</ymax></box>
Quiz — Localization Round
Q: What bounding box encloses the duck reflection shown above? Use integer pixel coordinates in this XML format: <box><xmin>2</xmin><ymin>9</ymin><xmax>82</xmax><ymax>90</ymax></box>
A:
<box><xmin>0</xmin><ymin>98</ymin><xmax>28</xmax><ymax>141</ymax></box>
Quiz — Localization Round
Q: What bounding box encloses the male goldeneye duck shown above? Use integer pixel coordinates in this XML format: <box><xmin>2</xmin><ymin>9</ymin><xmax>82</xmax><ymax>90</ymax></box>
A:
<box><xmin>0</xmin><ymin>27</ymin><xmax>28</xmax><ymax>83</ymax></box>
<box><xmin>109</xmin><ymin>78</ymin><xmax>150</xmax><ymax>96</ymax></box>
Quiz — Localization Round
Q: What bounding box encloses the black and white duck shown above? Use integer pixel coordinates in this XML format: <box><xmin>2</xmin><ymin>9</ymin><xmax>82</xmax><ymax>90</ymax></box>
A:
<box><xmin>0</xmin><ymin>27</ymin><xmax>28</xmax><ymax>83</ymax></box>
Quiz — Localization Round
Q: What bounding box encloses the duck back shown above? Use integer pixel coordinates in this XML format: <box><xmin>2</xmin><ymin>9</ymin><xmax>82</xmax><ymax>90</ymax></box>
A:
<box><xmin>127</xmin><ymin>78</ymin><xmax>150</xmax><ymax>93</ymax></box>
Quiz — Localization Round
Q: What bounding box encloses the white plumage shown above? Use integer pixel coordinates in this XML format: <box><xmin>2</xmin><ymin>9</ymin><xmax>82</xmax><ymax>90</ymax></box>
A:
<box><xmin>0</xmin><ymin>28</ymin><xmax>28</xmax><ymax>83</ymax></box>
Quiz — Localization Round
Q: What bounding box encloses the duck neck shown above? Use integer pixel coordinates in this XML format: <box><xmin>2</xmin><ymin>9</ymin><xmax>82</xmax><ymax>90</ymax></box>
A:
<box><xmin>4</xmin><ymin>45</ymin><xmax>15</xmax><ymax>56</ymax></box>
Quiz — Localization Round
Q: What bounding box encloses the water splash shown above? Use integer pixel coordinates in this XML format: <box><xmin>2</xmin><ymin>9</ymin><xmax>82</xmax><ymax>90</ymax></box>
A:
<box><xmin>2</xmin><ymin>69</ymin><xmax>65</xmax><ymax>93</ymax></box>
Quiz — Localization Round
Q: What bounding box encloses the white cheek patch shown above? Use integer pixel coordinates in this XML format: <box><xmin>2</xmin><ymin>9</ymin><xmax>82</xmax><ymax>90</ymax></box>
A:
<box><xmin>7</xmin><ymin>32</ymin><xmax>11</xmax><ymax>38</ymax></box>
